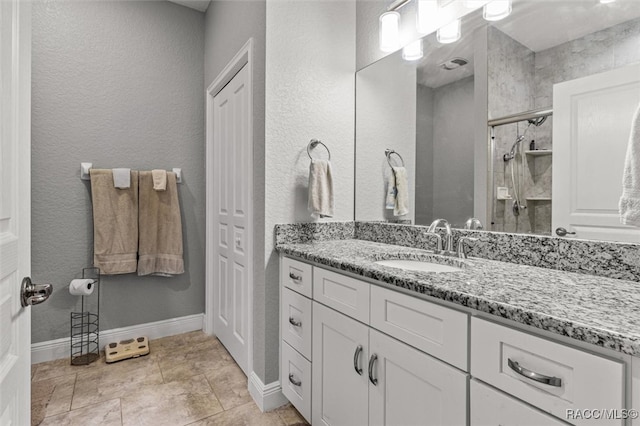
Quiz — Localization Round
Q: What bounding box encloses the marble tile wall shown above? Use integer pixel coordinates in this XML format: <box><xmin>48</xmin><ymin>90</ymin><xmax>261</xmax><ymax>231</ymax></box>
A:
<box><xmin>274</xmin><ymin>221</ymin><xmax>640</xmax><ymax>283</ymax></box>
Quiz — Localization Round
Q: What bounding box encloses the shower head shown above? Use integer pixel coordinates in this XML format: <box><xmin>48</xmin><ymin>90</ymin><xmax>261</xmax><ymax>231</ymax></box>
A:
<box><xmin>503</xmin><ymin>134</ymin><xmax>526</xmax><ymax>162</ymax></box>
<box><xmin>527</xmin><ymin>116</ymin><xmax>548</xmax><ymax>127</ymax></box>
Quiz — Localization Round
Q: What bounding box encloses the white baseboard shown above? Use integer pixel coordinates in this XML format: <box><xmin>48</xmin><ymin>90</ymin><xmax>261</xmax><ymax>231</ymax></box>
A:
<box><xmin>248</xmin><ymin>371</ymin><xmax>288</xmax><ymax>412</ymax></box>
<box><xmin>31</xmin><ymin>313</ymin><xmax>204</xmax><ymax>364</ymax></box>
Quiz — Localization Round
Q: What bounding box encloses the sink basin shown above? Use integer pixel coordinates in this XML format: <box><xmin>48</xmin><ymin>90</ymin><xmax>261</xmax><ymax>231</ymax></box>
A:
<box><xmin>375</xmin><ymin>259</ymin><xmax>464</xmax><ymax>273</ymax></box>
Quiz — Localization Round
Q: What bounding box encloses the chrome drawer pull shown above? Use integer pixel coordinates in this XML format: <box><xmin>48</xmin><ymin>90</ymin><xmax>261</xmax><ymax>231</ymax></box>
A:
<box><xmin>507</xmin><ymin>358</ymin><xmax>562</xmax><ymax>387</ymax></box>
<box><xmin>353</xmin><ymin>345</ymin><xmax>363</xmax><ymax>375</ymax></box>
<box><xmin>368</xmin><ymin>354</ymin><xmax>378</xmax><ymax>386</ymax></box>
<box><xmin>288</xmin><ymin>373</ymin><xmax>302</xmax><ymax>387</ymax></box>
<box><xmin>289</xmin><ymin>272</ymin><xmax>302</xmax><ymax>282</ymax></box>
<box><xmin>288</xmin><ymin>317</ymin><xmax>302</xmax><ymax>327</ymax></box>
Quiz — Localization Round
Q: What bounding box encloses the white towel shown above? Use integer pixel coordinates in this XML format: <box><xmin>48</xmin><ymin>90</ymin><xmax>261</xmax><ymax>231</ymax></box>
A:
<box><xmin>385</xmin><ymin>169</ymin><xmax>396</xmax><ymax>210</ymax></box>
<box><xmin>152</xmin><ymin>169</ymin><xmax>167</xmax><ymax>191</ymax></box>
<box><xmin>392</xmin><ymin>166</ymin><xmax>409</xmax><ymax>217</ymax></box>
<box><xmin>620</xmin><ymin>104</ymin><xmax>640</xmax><ymax>226</ymax></box>
<box><xmin>308</xmin><ymin>159</ymin><xmax>334</xmax><ymax>218</ymax></box>
<box><xmin>112</xmin><ymin>168</ymin><xmax>131</xmax><ymax>189</ymax></box>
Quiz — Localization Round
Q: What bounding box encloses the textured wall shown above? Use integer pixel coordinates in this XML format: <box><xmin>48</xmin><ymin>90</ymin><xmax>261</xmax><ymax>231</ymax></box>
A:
<box><xmin>265</xmin><ymin>0</ymin><xmax>356</xmax><ymax>383</ymax></box>
<box><xmin>203</xmin><ymin>0</ymin><xmax>268</xmax><ymax>382</ymax></box>
<box><xmin>31</xmin><ymin>1</ymin><xmax>205</xmax><ymax>343</ymax></box>
<box><xmin>431</xmin><ymin>76</ymin><xmax>475</xmax><ymax>228</ymax></box>
<box><xmin>355</xmin><ymin>51</ymin><xmax>416</xmax><ymax>223</ymax></box>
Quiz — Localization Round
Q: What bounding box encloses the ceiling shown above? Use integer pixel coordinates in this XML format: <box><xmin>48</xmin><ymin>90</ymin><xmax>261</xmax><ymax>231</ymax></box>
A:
<box><xmin>417</xmin><ymin>0</ymin><xmax>640</xmax><ymax>88</ymax></box>
<box><xmin>168</xmin><ymin>0</ymin><xmax>210</xmax><ymax>12</ymax></box>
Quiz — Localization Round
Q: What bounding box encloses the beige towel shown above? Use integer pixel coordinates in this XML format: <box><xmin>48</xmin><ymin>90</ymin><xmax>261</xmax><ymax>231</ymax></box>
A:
<box><xmin>138</xmin><ymin>171</ymin><xmax>184</xmax><ymax>276</ymax></box>
<box><xmin>392</xmin><ymin>166</ymin><xmax>409</xmax><ymax>217</ymax></box>
<box><xmin>90</xmin><ymin>169</ymin><xmax>139</xmax><ymax>274</ymax></box>
<box><xmin>620</xmin><ymin>104</ymin><xmax>640</xmax><ymax>226</ymax></box>
<box><xmin>308</xmin><ymin>159</ymin><xmax>334</xmax><ymax>218</ymax></box>
<box><xmin>152</xmin><ymin>169</ymin><xmax>167</xmax><ymax>191</ymax></box>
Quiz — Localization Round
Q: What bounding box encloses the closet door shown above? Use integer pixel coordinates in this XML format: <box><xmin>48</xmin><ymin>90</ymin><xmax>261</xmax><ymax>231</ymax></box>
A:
<box><xmin>212</xmin><ymin>64</ymin><xmax>251</xmax><ymax>373</ymax></box>
<box><xmin>312</xmin><ymin>302</ymin><xmax>369</xmax><ymax>426</ymax></box>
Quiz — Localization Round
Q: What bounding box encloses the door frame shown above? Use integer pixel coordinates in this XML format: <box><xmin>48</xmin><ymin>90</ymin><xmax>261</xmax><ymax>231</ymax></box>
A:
<box><xmin>204</xmin><ymin>38</ymin><xmax>254</xmax><ymax>377</ymax></box>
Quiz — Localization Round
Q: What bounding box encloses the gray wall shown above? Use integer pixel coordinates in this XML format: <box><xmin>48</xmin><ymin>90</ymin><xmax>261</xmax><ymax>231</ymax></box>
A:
<box><xmin>415</xmin><ymin>85</ymin><xmax>434</xmax><ymax>225</ymax></box>
<box><xmin>204</xmin><ymin>0</ymin><xmax>268</xmax><ymax>383</ymax></box>
<box><xmin>31</xmin><ymin>1</ymin><xmax>205</xmax><ymax>343</ymax></box>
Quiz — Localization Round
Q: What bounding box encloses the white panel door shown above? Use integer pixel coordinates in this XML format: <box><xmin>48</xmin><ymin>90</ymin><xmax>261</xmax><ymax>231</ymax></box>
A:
<box><xmin>368</xmin><ymin>329</ymin><xmax>468</xmax><ymax>426</ymax></box>
<box><xmin>212</xmin><ymin>64</ymin><xmax>250</xmax><ymax>373</ymax></box>
<box><xmin>0</xmin><ymin>0</ymin><xmax>31</xmax><ymax>424</ymax></box>
<box><xmin>312</xmin><ymin>302</ymin><xmax>369</xmax><ymax>426</ymax></box>
<box><xmin>553</xmin><ymin>63</ymin><xmax>640</xmax><ymax>242</ymax></box>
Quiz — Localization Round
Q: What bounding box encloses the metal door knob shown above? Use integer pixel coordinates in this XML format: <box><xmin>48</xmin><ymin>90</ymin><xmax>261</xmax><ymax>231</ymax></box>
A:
<box><xmin>21</xmin><ymin>277</ymin><xmax>53</xmax><ymax>307</ymax></box>
<box><xmin>555</xmin><ymin>227</ymin><xmax>576</xmax><ymax>237</ymax></box>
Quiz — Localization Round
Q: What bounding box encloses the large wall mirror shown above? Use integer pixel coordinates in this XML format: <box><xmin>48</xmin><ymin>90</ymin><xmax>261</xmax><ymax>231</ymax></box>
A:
<box><xmin>355</xmin><ymin>0</ymin><xmax>640</xmax><ymax>243</ymax></box>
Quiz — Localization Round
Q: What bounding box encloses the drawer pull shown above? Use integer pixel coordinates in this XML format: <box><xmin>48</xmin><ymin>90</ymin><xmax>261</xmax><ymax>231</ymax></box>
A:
<box><xmin>288</xmin><ymin>373</ymin><xmax>302</xmax><ymax>387</ymax></box>
<box><xmin>368</xmin><ymin>354</ymin><xmax>378</xmax><ymax>386</ymax></box>
<box><xmin>288</xmin><ymin>317</ymin><xmax>302</xmax><ymax>327</ymax></box>
<box><xmin>353</xmin><ymin>345</ymin><xmax>363</xmax><ymax>375</ymax></box>
<box><xmin>289</xmin><ymin>272</ymin><xmax>302</xmax><ymax>282</ymax></box>
<box><xmin>507</xmin><ymin>358</ymin><xmax>562</xmax><ymax>387</ymax></box>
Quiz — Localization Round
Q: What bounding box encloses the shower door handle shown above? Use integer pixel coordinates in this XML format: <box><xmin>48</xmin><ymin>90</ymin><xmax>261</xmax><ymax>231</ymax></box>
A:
<box><xmin>555</xmin><ymin>227</ymin><xmax>576</xmax><ymax>237</ymax></box>
<box><xmin>21</xmin><ymin>277</ymin><xmax>53</xmax><ymax>307</ymax></box>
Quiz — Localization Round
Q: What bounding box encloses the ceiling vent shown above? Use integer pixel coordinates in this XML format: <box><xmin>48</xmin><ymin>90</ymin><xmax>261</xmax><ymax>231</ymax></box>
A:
<box><xmin>439</xmin><ymin>57</ymin><xmax>469</xmax><ymax>70</ymax></box>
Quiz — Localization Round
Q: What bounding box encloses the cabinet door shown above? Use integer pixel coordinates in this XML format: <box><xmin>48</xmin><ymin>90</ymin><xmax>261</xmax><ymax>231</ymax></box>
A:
<box><xmin>471</xmin><ymin>379</ymin><xmax>567</xmax><ymax>426</ymax></box>
<box><xmin>369</xmin><ymin>329</ymin><xmax>468</xmax><ymax>426</ymax></box>
<box><xmin>312</xmin><ymin>302</ymin><xmax>369</xmax><ymax>426</ymax></box>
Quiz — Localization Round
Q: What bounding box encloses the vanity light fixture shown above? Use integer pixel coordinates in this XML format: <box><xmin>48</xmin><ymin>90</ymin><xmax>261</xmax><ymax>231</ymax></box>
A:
<box><xmin>483</xmin><ymin>0</ymin><xmax>512</xmax><ymax>21</ymax></box>
<box><xmin>379</xmin><ymin>11</ymin><xmax>401</xmax><ymax>52</ymax></box>
<box><xmin>437</xmin><ymin>19</ymin><xmax>461</xmax><ymax>44</ymax></box>
<box><xmin>402</xmin><ymin>39</ymin><xmax>423</xmax><ymax>61</ymax></box>
<box><xmin>599</xmin><ymin>0</ymin><xmax>616</xmax><ymax>3</ymax></box>
<box><xmin>417</xmin><ymin>0</ymin><xmax>439</xmax><ymax>34</ymax></box>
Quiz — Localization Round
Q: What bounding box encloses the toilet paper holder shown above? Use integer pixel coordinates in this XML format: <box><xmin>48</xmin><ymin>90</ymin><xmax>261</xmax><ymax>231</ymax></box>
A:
<box><xmin>70</xmin><ymin>267</ymin><xmax>101</xmax><ymax>366</ymax></box>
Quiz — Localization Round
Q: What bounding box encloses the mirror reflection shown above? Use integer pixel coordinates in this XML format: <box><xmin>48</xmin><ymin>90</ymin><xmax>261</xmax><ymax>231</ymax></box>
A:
<box><xmin>355</xmin><ymin>0</ymin><xmax>640</xmax><ymax>242</ymax></box>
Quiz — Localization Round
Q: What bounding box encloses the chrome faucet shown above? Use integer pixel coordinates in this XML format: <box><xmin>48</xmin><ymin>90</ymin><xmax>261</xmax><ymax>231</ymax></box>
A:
<box><xmin>457</xmin><ymin>237</ymin><xmax>478</xmax><ymax>259</ymax></box>
<box><xmin>427</xmin><ymin>219</ymin><xmax>453</xmax><ymax>252</ymax></box>
<box><xmin>464</xmin><ymin>218</ymin><xmax>483</xmax><ymax>230</ymax></box>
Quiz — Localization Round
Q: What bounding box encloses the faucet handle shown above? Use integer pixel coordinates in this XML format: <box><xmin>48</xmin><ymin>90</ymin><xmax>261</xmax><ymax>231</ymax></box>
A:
<box><xmin>457</xmin><ymin>237</ymin><xmax>478</xmax><ymax>259</ymax></box>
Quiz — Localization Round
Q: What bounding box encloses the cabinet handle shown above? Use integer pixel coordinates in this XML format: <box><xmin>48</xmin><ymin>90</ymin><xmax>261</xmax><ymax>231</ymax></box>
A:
<box><xmin>289</xmin><ymin>272</ymin><xmax>302</xmax><ymax>282</ymax></box>
<box><xmin>288</xmin><ymin>373</ymin><xmax>302</xmax><ymax>387</ymax></box>
<box><xmin>368</xmin><ymin>354</ymin><xmax>378</xmax><ymax>386</ymax></box>
<box><xmin>507</xmin><ymin>358</ymin><xmax>562</xmax><ymax>387</ymax></box>
<box><xmin>353</xmin><ymin>345</ymin><xmax>363</xmax><ymax>375</ymax></box>
<box><xmin>288</xmin><ymin>317</ymin><xmax>302</xmax><ymax>327</ymax></box>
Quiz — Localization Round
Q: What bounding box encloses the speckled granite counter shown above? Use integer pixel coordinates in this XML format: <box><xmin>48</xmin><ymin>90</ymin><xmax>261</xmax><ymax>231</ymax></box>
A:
<box><xmin>276</xmin><ymin>239</ymin><xmax>640</xmax><ymax>356</ymax></box>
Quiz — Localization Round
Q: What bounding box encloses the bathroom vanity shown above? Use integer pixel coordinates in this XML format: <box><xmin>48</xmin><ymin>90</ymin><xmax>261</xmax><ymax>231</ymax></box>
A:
<box><xmin>277</xmin><ymin>236</ymin><xmax>640</xmax><ymax>425</ymax></box>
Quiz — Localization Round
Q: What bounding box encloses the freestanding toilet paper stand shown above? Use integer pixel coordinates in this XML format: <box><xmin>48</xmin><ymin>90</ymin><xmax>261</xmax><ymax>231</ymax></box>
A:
<box><xmin>70</xmin><ymin>267</ymin><xmax>100</xmax><ymax>365</ymax></box>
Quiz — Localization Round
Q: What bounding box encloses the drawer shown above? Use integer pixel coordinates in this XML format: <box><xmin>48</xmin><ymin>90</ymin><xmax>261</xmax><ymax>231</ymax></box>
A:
<box><xmin>281</xmin><ymin>341</ymin><xmax>312</xmax><ymax>423</ymax></box>
<box><xmin>313</xmin><ymin>267</ymin><xmax>370</xmax><ymax>323</ymax></box>
<box><xmin>471</xmin><ymin>317</ymin><xmax>624</xmax><ymax>425</ymax></box>
<box><xmin>282</xmin><ymin>256</ymin><xmax>312</xmax><ymax>298</ymax></box>
<box><xmin>281</xmin><ymin>287</ymin><xmax>312</xmax><ymax>360</ymax></box>
<box><xmin>370</xmin><ymin>285</ymin><xmax>468</xmax><ymax>371</ymax></box>
<box><xmin>471</xmin><ymin>379</ymin><xmax>567</xmax><ymax>425</ymax></box>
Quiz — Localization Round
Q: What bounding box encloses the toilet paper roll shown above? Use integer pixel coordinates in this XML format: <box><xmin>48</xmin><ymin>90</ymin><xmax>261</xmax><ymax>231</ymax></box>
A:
<box><xmin>69</xmin><ymin>279</ymin><xmax>95</xmax><ymax>296</ymax></box>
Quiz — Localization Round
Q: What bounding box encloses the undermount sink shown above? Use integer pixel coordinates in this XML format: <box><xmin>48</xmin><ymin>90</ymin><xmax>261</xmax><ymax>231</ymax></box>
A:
<box><xmin>375</xmin><ymin>259</ymin><xmax>464</xmax><ymax>273</ymax></box>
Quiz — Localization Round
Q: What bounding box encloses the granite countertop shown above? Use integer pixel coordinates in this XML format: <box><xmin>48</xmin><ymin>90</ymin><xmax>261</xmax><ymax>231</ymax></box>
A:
<box><xmin>276</xmin><ymin>239</ymin><xmax>640</xmax><ymax>356</ymax></box>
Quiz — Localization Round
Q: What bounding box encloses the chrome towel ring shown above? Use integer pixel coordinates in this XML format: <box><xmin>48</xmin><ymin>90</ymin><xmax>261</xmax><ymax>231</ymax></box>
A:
<box><xmin>385</xmin><ymin>149</ymin><xmax>405</xmax><ymax>168</ymax></box>
<box><xmin>307</xmin><ymin>139</ymin><xmax>331</xmax><ymax>161</ymax></box>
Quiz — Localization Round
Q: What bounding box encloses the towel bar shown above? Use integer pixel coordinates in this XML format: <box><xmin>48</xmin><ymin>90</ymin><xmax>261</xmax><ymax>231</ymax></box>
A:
<box><xmin>385</xmin><ymin>149</ymin><xmax>405</xmax><ymax>168</ymax></box>
<box><xmin>80</xmin><ymin>163</ymin><xmax>182</xmax><ymax>183</ymax></box>
<box><xmin>307</xmin><ymin>139</ymin><xmax>331</xmax><ymax>161</ymax></box>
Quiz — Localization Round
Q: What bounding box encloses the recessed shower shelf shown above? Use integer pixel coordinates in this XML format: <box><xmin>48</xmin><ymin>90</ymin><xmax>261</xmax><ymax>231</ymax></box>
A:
<box><xmin>525</xmin><ymin>150</ymin><xmax>552</xmax><ymax>156</ymax></box>
<box><xmin>526</xmin><ymin>197</ymin><xmax>552</xmax><ymax>201</ymax></box>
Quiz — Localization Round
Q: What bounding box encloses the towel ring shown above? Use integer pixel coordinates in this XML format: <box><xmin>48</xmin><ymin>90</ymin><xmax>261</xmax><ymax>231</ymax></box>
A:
<box><xmin>385</xmin><ymin>149</ymin><xmax>405</xmax><ymax>168</ymax></box>
<box><xmin>307</xmin><ymin>139</ymin><xmax>331</xmax><ymax>161</ymax></box>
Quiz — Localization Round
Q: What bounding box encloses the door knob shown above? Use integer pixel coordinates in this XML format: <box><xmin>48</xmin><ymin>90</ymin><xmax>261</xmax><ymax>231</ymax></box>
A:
<box><xmin>21</xmin><ymin>277</ymin><xmax>53</xmax><ymax>307</ymax></box>
<box><xmin>555</xmin><ymin>227</ymin><xmax>576</xmax><ymax>237</ymax></box>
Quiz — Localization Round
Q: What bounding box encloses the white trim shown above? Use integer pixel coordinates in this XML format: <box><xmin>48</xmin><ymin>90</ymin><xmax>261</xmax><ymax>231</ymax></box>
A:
<box><xmin>205</xmin><ymin>38</ymin><xmax>254</xmax><ymax>377</ymax></box>
<box><xmin>248</xmin><ymin>372</ymin><xmax>288</xmax><ymax>413</ymax></box>
<box><xmin>31</xmin><ymin>313</ymin><xmax>204</xmax><ymax>364</ymax></box>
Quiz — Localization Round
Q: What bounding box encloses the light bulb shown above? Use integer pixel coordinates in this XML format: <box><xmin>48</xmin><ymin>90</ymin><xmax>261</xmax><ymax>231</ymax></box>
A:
<box><xmin>417</xmin><ymin>0</ymin><xmax>439</xmax><ymax>34</ymax></box>
<box><xmin>379</xmin><ymin>11</ymin><xmax>400</xmax><ymax>52</ymax></box>
<box><xmin>483</xmin><ymin>0</ymin><xmax>512</xmax><ymax>21</ymax></box>
<box><xmin>402</xmin><ymin>39</ymin><xmax>423</xmax><ymax>61</ymax></box>
<box><xmin>464</xmin><ymin>0</ymin><xmax>485</xmax><ymax>8</ymax></box>
<box><xmin>599</xmin><ymin>0</ymin><xmax>616</xmax><ymax>3</ymax></box>
<box><xmin>437</xmin><ymin>19</ymin><xmax>461</xmax><ymax>44</ymax></box>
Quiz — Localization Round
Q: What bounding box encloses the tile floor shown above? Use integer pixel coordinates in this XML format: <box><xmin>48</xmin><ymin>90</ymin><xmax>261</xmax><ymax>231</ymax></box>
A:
<box><xmin>31</xmin><ymin>331</ymin><xmax>308</xmax><ymax>426</ymax></box>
